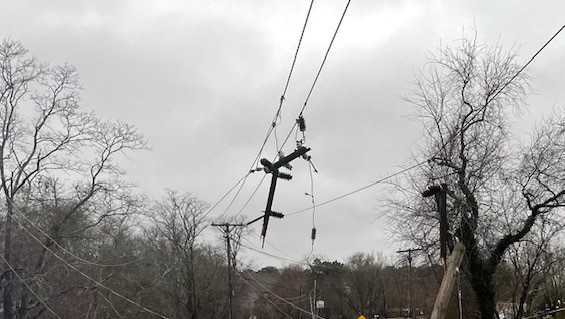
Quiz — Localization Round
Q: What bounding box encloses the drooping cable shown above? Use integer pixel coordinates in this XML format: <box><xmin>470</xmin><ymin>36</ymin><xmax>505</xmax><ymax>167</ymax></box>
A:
<box><xmin>203</xmin><ymin>172</ymin><xmax>250</xmax><ymax>220</ymax></box>
<box><xmin>220</xmin><ymin>0</ymin><xmax>316</xmax><ymax>219</ymax></box>
<box><xmin>286</xmin><ymin>160</ymin><xmax>428</xmax><ymax>216</ymax></box>
<box><xmin>307</xmin><ymin>157</ymin><xmax>317</xmax><ymax>253</ymax></box>
<box><xmin>277</xmin><ymin>0</ymin><xmax>353</xmax><ymax>154</ymax></box>
<box><xmin>236</xmin><ymin>173</ymin><xmax>268</xmax><ymax>216</ymax></box>
<box><xmin>10</xmin><ymin>209</ymin><xmax>171</xmax><ymax>319</ymax></box>
<box><xmin>13</xmin><ymin>209</ymin><xmax>139</xmax><ymax>268</ymax></box>
<box><xmin>238</xmin><ymin>273</ymin><xmax>297</xmax><ymax>319</ymax></box>
<box><xmin>237</xmin><ymin>271</ymin><xmax>328</xmax><ymax>319</ymax></box>
<box><xmin>0</xmin><ymin>254</ymin><xmax>63</xmax><ymax>319</ymax></box>
<box><xmin>284</xmin><ymin>23</ymin><xmax>565</xmax><ymax>217</ymax></box>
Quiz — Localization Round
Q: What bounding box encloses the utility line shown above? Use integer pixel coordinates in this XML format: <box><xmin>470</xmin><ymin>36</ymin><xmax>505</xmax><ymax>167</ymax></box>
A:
<box><xmin>12</xmin><ymin>209</ymin><xmax>139</xmax><ymax>268</ymax></box>
<box><xmin>240</xmin><ymin>240</ymin><xmax>305</xmax><ymax>265</ymax></box>
<box><xmin>286</xmin><ymin>160</ymin><xmax>428</xmax><ymax>216</ymax></box>
<box><xmin>241</xmin><ymin>275</ymin><xmax>294</xmax><ymax>319</ymax></box>
<box><xmin>237</xmin><ymin>271</ymin><xmax>328</xmax><ymax>319</ymax></box>
<box><xmin>10</xmin><ymin>208</ymin><xmax>171</xmax><ymax>319</ymax></box>
<box><xmin>486</xmin><ymin>24</ymin><xmax>565</xmax><ymax>106</ymax></box>
<box><xmin>203</xmin><ymin>172</ymin><xmax>250</xmax><ymax>220</ymax></box>
<box><xmin>278</xmin><ymin>0</ymin><xmax>353</xmax><ymax>153</ymax></box>
<box><xmin>219</xmin><ymin>0</ymin><xmax>316</xmax><ymax>219</ymax></box>
<box><xmin>225</xmin><ymin>0</ymin><xmax>351</xmax><ymax>222</ymax></box>
<box><xmin>285</xmin><ymin>23</ymin><xmax>565</xmax><ymax>217</ymax></box>
<box><xmin>0</xmin><ymin>254</ymin><xmax>63</xmax><ymax>319</ymax></box>
<box><xmin>235</xmin><ymin>173</ymin><xmax>268</xmax><ymax>216</ymax></box>
<box><xmin>301</xmin><ymin>0</ymin><xmax>352</xmax><ymax>116</ymax></box>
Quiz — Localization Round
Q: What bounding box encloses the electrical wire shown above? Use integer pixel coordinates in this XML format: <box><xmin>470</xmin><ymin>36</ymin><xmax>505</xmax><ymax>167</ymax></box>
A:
<box><xmin>308</xmin><ymin>161</ymin><xmax>317</xmax><ymax>253</ymax></box>
<box><xmin>0</xmin><ymin>254</ymin><xmax>63</xmax><ymax>319</ymax></box>
<box><xmin>98</xmin><ymin>291</ymin><xmax>125</xmax><ymax>319</ymax></box>
<box><xmin>300</xmin><ymin>0</ymin><xmax>352</xmax><ymax>116</ymax></box>
<box><xmin>240</xmin><ymin>239</ymin><xmax>306</xmax><ymax>265</ymax></box>
<box><xmin>285</xmin><ymin>23</ymin><xmax>565</xmax><ymax>217</ymax></box>
<box><xmin>287</xmin><ymin>160</ymin><xmax>428</xmax><ymax>216</ymax></box>
<box><xmin>486</xmin><ymin>24</ymin><xmax>565</xmax><ymax>106</ymax></box>
<box><xmin>10</xmin><ymin>211</ymin><xmax>171</xmax><ymax>319</ymax></box>
<box><xmin>241</xmin><ymin>275</ymin><xmax>294</xmax><ymax>319</ymax></box>
<box><xmin>203</xmin><ymin>172</ymin><xmax>250</xmax><ymax>220</ymax></box>
<box><xmin>277</xmin><ymin>0</ymin><xmax>353</xmax><ymax>154</ymax></box>
<box><xmin>237</xmin><ymin>271</ymin><xmax>328</xmax><ymax>319</ymax></box>
<box><xmin>12</xmin><ymin>209</ymin><xmax>139</xmax><ymax>268</ymax></box>
<box><xmin>219</xmin><ymin>0</ymin><xmax>316</xmax><ymax>218</ymax></box>
<box><xmin>236</xmin><ymin>173</ymin><xmax>268</xmax><ymax>216</ymax></box>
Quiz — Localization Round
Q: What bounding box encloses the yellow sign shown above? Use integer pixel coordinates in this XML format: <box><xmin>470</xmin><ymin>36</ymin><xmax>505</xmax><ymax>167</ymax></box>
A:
<box><xmin>356</xmin><ymin>316</ymin><xmax>367</xmax><ymax>319</ymax></box>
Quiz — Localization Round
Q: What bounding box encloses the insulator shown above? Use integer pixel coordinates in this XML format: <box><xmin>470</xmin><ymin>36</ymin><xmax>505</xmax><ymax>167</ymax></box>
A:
<box><xmin>297</xmin><ymin>116</ymin><xmax>306</xmax><ymax>132</ymax></box>
<box><xmin>311</xmin><ymin>227</ymin><xmax>317</xmax><ymax>240</ymax></box>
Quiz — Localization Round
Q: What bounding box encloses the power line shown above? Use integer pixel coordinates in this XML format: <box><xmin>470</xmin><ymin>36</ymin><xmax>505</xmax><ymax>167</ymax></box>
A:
<box><xmin>237</xmin><ymin>271</ymin><xmax>328</xmax><ymax>319</ymax></box>
<box><xmin>10</xmin><ymin>208</ymin><xmax>171</xmax><ymax>319</ymax></box>
<box><xmin>236</xmin><ymin>173</ymin><xmax>268</xmax><ymax>216</ymax></box>
<box><xmin>203</xmin><ymin>172</ymin><xmax>250</xmax><ymax>220</ymax></box>
<box><xmin>237</xmin><ymin>0</ymin><xmax>354</xmax><ymax>242</ymax></box>
<box><xmin>307</xmin><ymin>160</ymin><xmax>317</xmax><ymax>253</ymax></box>
<box><xmin>300</xmin><ymin>0</ymin><xmax>352</xmax><ymax>116</ymax></box>
<box><xmin>486</xmin><ymin>24</ymin><xmax>565</xmax><ymax>106</ymax></box>
<box><xmin>282</xmin><ymin>0</ymin><xmax>315</xmax><ymax>100</ymax></box>
<box><xmin>219</xmin><ymin>0</ymin><xmax>316</xmax><ymax>219</ymax></box>
<box><xmin>240</xmin><ymin>239</ymin><xmax>306</xmax><ymax>265</ymax></box>
<box><xmin>0</xmin><ymin>254</ymin><xmax>63</xmax><ymax>319</ymax></box>
<box><xmin>287</xmin><ymin>160</ymin><xmax>428</xmax><ymax>216</ymax></box>
<box><xmin>13</xmin><ymin>210</ymin><xmax>139</xmax><ymax>268</ymax></box>
<box><xmin>241</xmin><ymin>275</ymin><xmax>294</xmax><ymax>319</ymax></box>
<box><xmin>278</xmin><ymin>0</ymin><xmax>353</xmax><ymax>153</ymax></box>
<box><xmin>285</xmin><ymin>23</ymin><xmax>565</xmax><ymax>217</ymax></box>
<box><xmin>98</xmin><ymin>291</ymin><xmax>125</xmax><ymax>319</ymax></box>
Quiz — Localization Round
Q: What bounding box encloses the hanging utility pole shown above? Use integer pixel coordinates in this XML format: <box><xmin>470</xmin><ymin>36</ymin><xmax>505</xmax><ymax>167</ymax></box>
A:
<box><xmin>422</xmin><ymin>183</ymin><xmax>449</xmax><ymax>265</ymax></box>
<box><xmin>396</xmin><ymin>248</ymin><xmax>422</xmax><ymax>319</ymax></box>
<box><xmin>212</xmin><ymin>222</ymin><xmax>244</xmax><ymax>319</ymax></box>
<box><xmin>259</xmin><ymin>145</ymin><xmax>311</xmax><ymax>246</ymax></box>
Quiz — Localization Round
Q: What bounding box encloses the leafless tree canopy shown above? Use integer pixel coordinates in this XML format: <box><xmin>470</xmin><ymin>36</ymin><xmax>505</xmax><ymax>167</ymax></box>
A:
<box><xmin>389</xmin><ymin>37</ymin><xmax>565</xmax><ymax>319</ymax></box>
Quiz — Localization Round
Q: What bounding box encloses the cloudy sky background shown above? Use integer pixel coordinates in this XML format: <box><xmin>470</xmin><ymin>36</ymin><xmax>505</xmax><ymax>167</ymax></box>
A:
<box><xmin>1</xmin><ymin>0</ymin><xmax>564</xmax><ymax>268</ymax></box>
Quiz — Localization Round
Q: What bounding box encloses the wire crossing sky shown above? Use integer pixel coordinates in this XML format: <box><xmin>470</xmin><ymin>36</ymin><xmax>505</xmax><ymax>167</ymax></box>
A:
<box><xmin>2</xmin><ymin>0</ymin><xmax>564</xmax><ymax>266</ymax></box>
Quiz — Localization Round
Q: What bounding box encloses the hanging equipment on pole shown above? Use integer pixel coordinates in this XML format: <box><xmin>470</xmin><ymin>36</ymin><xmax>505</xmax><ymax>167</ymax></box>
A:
<box><xmin>422</xmin><ymin>183</ymin><xmax>450</xmax><ymax>264</ymax></box>
<box><xmin>259</xmin><ymin>145</ymin><xmax>311</xmax><ymax>247</ymax></box>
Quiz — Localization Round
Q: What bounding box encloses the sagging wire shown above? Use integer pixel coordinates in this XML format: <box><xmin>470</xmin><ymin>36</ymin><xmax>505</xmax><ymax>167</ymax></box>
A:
<box><xmin>306</xmin><ymin>162</ymin><xmax>317</xmax><ymax>254</ymax></box>
<box><xmin>297</xmin><ymin>115</ymin><xmax>318</xmax><ymax>253</ymax></box>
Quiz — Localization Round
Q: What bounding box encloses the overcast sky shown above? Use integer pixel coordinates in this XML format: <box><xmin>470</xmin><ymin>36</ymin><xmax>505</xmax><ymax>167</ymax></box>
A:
<box><xmin>2</xmin><ymin>0</ymin><xmax>564</xmax><ymax>268</ymax></box>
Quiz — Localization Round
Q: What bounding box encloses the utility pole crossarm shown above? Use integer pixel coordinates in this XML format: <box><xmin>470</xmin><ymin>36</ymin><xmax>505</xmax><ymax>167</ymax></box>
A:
<box><xmin>259</xmin><ymin>146</ymin><xmax>311</xmax><ymax>246</ymax></box>
<box><xmin>211</xmin><ymin>222</ymin><xmax>245</xmax><ymax>319</ymax></box>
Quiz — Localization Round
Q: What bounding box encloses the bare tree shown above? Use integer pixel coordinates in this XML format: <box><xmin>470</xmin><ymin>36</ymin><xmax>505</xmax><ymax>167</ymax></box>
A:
<box><xmin>506</xmin><ymin>218</ymin><xmax>565</xmax><ymax>319</ymax></box>
<box><xmin>0</xmin><ymin>39</ymin><xmax>146</xmax><ymax>319</ymax></box>
<box><xmin>390</xmin><ymin>37</ymin><xmax>565</xmax><ymax>319</ymax></box>
<box><xmin>143</xmin><ymin>190</ymin><xmax>212</xmax><ymax>319</ymax></box>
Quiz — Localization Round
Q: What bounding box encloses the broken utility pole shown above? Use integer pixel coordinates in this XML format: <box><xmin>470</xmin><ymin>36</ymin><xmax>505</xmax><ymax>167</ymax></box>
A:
<box><xmin>212</xmin><ymin>222</ymin><xmax>244</xmax><ymax>319</ymax></box>
<box><xmin>422</xmin><ymin>183</ymin><xmax>449</xmax><ymax>264</ymax></box>
<box><xmin>259</xmin><ymin>145</ymin><xmax>311</xmax><ymax>246</ymax></box>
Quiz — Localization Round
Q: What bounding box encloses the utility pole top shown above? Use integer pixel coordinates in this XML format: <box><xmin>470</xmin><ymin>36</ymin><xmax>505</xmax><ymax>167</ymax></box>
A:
<box><xmin>259</xmin><ymin>146</ymin><xmax>311</xmax><ymax>246</ymax></box>
<box><xmin>211</xmin><ymin>222</ymin><xmax>245</xmax><ymax>228</ymax></box>
<box><xmin>396</xmin><ymin>248</ymin><xmax>422</xmax><ymax>254</ymax></box>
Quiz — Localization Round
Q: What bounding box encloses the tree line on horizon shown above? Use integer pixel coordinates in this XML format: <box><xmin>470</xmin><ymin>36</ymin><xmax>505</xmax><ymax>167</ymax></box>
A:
<box><xmin>1</xmin><ymin>31</ymin><xmax>565</xmax><ymax>319</ymax></box>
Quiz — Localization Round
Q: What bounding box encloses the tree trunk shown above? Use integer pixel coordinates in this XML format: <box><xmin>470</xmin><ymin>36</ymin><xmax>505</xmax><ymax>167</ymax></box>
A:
<box><xmin>469</xmin><ymin>268</ymin><xmax>498</xmax><ymax>319</ymax></box>
<box><xmin>3</xmin><ymin>200</ymin><xmax>15</xmax><ymax>319</ymax></box>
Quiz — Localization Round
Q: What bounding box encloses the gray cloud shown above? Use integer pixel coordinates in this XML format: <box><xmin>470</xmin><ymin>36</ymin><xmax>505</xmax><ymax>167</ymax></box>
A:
<box><xmin>2</xmin><ymin>0</ymin><xmax>564</xmax><ymax>267</ymax></box>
